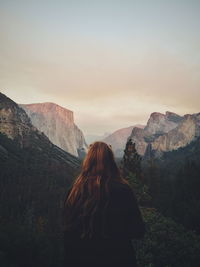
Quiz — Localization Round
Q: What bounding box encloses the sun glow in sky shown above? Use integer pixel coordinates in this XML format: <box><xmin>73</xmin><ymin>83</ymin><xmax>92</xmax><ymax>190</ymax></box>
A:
<box><xmin>1</xmin><ymin>0</ymin><xmax>200</xmax><ymax>135</ymax></box>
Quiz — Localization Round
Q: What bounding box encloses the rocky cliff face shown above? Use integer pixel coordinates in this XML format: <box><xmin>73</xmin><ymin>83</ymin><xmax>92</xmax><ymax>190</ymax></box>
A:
<box><xmin>152</xmin><ymin>113</ymin><xmax>200</xmax><ymax>153</ymax></box>
<box><xmin>144</xmin><ymin>111</ymin><xmax>183</xmax><ymax>139</ymax></box>
<box><xmin>103</xmin><ymin>125</ymin><xmax>145</xmax><ymax>157</ymax></box>
<box><xmin>0</xmin><ymin>93</ymin><xmax>37</xmax><ymax>147</ymax></box>
<box><xmin>0</xmin><ymin>92</ymin><xmax>80</xmax><ymax>167</ymax></box>
<box><xmin>20</xmin><ymin>103</ymin><xmax>87</xmax><ymax>157</ymax></box>
<box><xmin>130</xmin><ymin>127</ymin><xmax>147</xmax><ymax>155</ymax></box>
<box><xmin>129</xmin><ymin>111</ymin><xmax>200</xmax><ymax>157</ymax></box>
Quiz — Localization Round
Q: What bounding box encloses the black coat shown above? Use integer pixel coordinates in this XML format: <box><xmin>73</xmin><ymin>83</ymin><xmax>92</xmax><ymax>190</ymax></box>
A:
<box><xmin>63</xmin><ymin>181</ymin><xmax>145</xmax><ymax>267</ymax></box>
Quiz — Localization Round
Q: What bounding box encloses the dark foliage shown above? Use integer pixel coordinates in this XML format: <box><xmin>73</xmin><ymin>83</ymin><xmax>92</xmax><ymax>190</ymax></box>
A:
<box><xmin>0</xmin><ymin>133</ymin><xmax>80</xmax><ymax>267</ymax></box>
<box><xmin>1</xmin><ymin>132</ymin><xmax>200</xmax><ymax>266</ymax></box>
<box><xmin>122</xmin><ymin>138</ymin><xmax>200</xmax><ymax>266</ymax></box>
<box><xmin>134</xmin><ymin>208</ymin><xmax>200</xmax><ymax>267</ymax></box>
<box><xmin>122</xmin><ymin>139</ymin><xmax>142</xmax><ymax>178</ymax></box>
<box><xmin>143</xmin><ymin>137</ymin><xmax>200</xmax><ymax>233</ymax></box>
<box><xmin>121</xmin><ymin>139</ymin><xmax>151</xmax><ymax>206</ymax></box>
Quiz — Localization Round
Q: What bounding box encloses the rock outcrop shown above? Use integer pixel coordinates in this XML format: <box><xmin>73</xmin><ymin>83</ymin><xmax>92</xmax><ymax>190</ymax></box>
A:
<box><xmin>144</xmin><ymin>111</ymin><xmax>183</xmax><ymax>140</ymax></box>
<box><xmin>129</xmin><ymin>111</ymin><xmax>200</xmax><ymax>157</ymax></box>
<box><xmin>0</xmin><ymin>93</ymin><xmax>37</xmax><ymax>147</ymax></box>
<box><xmin>152</xmin><ymin>113</ymin><xmax>200</xmax><ymax>152</ymax></box>
<box><xmin>0</xmin><ymin>92</ymin><xmax>80</xmax><ymax>167</ymax></box>
<box><xmin>20</xmin><ymin>103</ymin><xmax>87</xmax><ymax>157</ymax></box>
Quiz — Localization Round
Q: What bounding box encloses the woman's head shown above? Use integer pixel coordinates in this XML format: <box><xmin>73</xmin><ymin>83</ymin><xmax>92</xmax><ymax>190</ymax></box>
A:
<box><xmin>81</xmin><ymin>141</ymin><xmax>120</xmax><ymax>181</ymax></box>
<box><xmin>64</xmin><ymin>141</ymin><xmax>127</xmax><ymax>238</ymax></box>
<box><xmin>66</xmin><ymin>142</ymin><xmax>122</xmax><ymax>204</ymax></box>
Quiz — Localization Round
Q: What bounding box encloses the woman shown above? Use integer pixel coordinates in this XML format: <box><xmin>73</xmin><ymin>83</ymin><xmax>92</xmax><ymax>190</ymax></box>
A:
<box><xmin>63</xmin><ymin>141</ymin><xmax>145</xmax><ymax>267</ymax></box>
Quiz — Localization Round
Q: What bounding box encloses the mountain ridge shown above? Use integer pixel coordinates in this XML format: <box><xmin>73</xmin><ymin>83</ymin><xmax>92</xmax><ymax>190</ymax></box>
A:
<box><xmin>0</xmin><ymin>92</ymin><xmax>80</xmax><ymax>167</ymax></box>
<box><xmin>103</xmin><ymin>124</ymin><xmax>145</xmax><ymax>157</ymax></box>
<box><xmin>129</xmin><ymin>111</ymin><xmax>200</xmax><ymax>157</ymax></box>
<box><xmin>20</xmin><ymin>102</ymin><xmax>87</xmax><ymax>157</ymax></box>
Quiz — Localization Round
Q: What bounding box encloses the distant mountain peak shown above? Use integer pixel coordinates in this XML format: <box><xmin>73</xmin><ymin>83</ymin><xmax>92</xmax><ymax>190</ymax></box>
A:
<box><xmin>0</xmin><ymin>92</ymin><xmax>80</xmax><ymax>166</ymax></box>
<box><xmin>0</xmin><ymin>92</ymin><xmax>22</xmax><ymax>111</ymax></box>
<box><xmin>165</xmin><ymin>111</ymin><xmax>178</xmax><ymax>116</ymax></box>
<box><xmin>20</xmin><ymin>102</ymin><xmax>87</xmax><ymax>157</ymax></box>
<box><xmin>149</xmin><ymin>111</ymin><xmax>182</xmax><ymax>120</ymax></box>
<box><xmin>20</xmin><ymin>102</ymin><xmax>74</xmax><ymax>123</ymax></box>
<box><xmin>129</xmin><ymin>110</ymin><xmax>200</xmax><ymax>156</ymax></box>
<box><xmin>0</xmin><ymin>92</ymin><xmax>33</xmax><ymax>142</ymax></box>
<box><xmin>22</xmin><ymin>102</ymin><xmax>72</xmax><ymax>113</ymax></box>
<box><xmin>150</xmin><ymin>112</ymin><xmax>165</xmax><ymax>119</ymax></box>
<box><xmin>103</xmin><ymin>125</ymin><xmax>145</xmax><ymax>158</ymax></box>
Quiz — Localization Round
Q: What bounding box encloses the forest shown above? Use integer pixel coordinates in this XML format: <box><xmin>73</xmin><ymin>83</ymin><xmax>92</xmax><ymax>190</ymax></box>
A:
<box><xmin>122</xmin><ymin>139</ymin><xmax>200</xmax><ymax>266</ymax></box>
<box><xmin>0</xmin><ymin>134</ymin><xmax>200</xmax><ymax>267</ymax></box>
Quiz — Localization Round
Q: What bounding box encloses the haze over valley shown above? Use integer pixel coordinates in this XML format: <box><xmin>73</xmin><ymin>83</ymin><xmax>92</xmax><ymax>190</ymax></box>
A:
<box><xmin>1</xmin><ymin>1</ymin><xmax>200</xmax><ymax>266</ymax></box>
<box><xmin>1</xmin><ymin>92</ymin><xmax>200</xmax><ymax>160</ymax></box>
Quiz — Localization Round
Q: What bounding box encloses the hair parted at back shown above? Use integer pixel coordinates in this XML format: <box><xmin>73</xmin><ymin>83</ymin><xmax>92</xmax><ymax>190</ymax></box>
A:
<box><xmin>64</xmin><ymin>141</ymin><xmax>129</xmax><ymax>238</ymax></box>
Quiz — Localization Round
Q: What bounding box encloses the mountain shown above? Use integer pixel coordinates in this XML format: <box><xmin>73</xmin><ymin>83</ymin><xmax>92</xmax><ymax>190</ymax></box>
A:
<box><xmin>103</xmin><ymin>125</ymin><xmax>145</xmax><ymax>158</ymax></box>
<box><xmin>85</xmin><ymin>132</ymin><xmax>111</xmax><ymax>144</ymax></box>
<box><xmin>20</xmin><ymin>103</ymin><xmax>87</xmax><ymax>157</ymax></box>
<box><xmin>0</xmin><ymin>92</ymin><xmax>81</xmax><ymax>266</ymax></box>
<box><xmin>129</xmin><ymin>111</ymin><xmax>200</xmax><ymax>156</ymax></box>
<box><xmin>0</xmin><ymin>92</ymin><xmax>80</xmax><ymax>167</ymax></box>
<box><xmin>151</xmin><ymin>113</ymin><xmax>200</xmax><ymax>153</ymax></box>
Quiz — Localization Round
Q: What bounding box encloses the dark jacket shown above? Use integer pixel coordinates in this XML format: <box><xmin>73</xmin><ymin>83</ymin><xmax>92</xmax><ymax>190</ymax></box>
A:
<box><xmin>63</xmin><ymin>181</ymin><xmax>145</xmax><ymax>267</ymax></box>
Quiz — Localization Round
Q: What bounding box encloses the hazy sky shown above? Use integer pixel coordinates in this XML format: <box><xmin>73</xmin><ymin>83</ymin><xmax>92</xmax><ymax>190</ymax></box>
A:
<box><xmin>1</xmin><ymin>0</ymin><xmax>200</xmax><ymax>135</ymax></box>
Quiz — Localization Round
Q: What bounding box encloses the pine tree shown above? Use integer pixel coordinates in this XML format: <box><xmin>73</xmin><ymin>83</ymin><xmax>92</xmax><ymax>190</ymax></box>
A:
<box><xmin>144</xmin><ymin>144</ymin><xmax>160</xmax><ymax>206</ymax></box>
<box><xmin>122</xmin><ymin>138</ymin><xmax>142</xmax><ymax>179</ymax></box>
<box><xmin>121</xmin><ymin>138</ymin><xmax>151</xmax><ymax>206</ymax></box>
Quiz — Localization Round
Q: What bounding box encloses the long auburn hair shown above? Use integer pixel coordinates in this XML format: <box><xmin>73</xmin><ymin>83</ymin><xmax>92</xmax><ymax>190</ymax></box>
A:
<box><xmin>64</xmin><ymin>141</ymin><xmax>128</xmax><ymax>238</ymax></box>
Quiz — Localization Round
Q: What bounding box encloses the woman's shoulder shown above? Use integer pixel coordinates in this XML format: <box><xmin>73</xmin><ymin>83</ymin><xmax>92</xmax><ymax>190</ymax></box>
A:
<box><xmin>109</xmin><ymin>180</ymin><xmax>133</xmax><ymax>195</ymax></box>
<box><xmin>107</xmin><ymin>180</ymin><xmax>138</xmax><ymax>209</ymax></box>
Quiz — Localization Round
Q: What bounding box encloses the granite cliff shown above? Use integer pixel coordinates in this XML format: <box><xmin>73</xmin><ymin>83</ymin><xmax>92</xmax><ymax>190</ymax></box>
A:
<box><xmin>20</xmin><ymin>103</ymin><xmax>87</xmax><ymax>157</ymax></box>
<box><xmin>0</xmin><ymin>92</ymin><xmax>80</xmax><ymax>167</ymax></box>
<box><xmin>129</xmin><ymin>111</ymin><xmax>200</xmax><ymax>157</ymax></box>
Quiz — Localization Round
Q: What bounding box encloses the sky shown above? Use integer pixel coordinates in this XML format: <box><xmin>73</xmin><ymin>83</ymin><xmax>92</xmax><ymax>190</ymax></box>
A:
<box><xmin>0</xmin><ymin>0</ymin><xmax>200</xmax><ymax>136</ymax></box>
